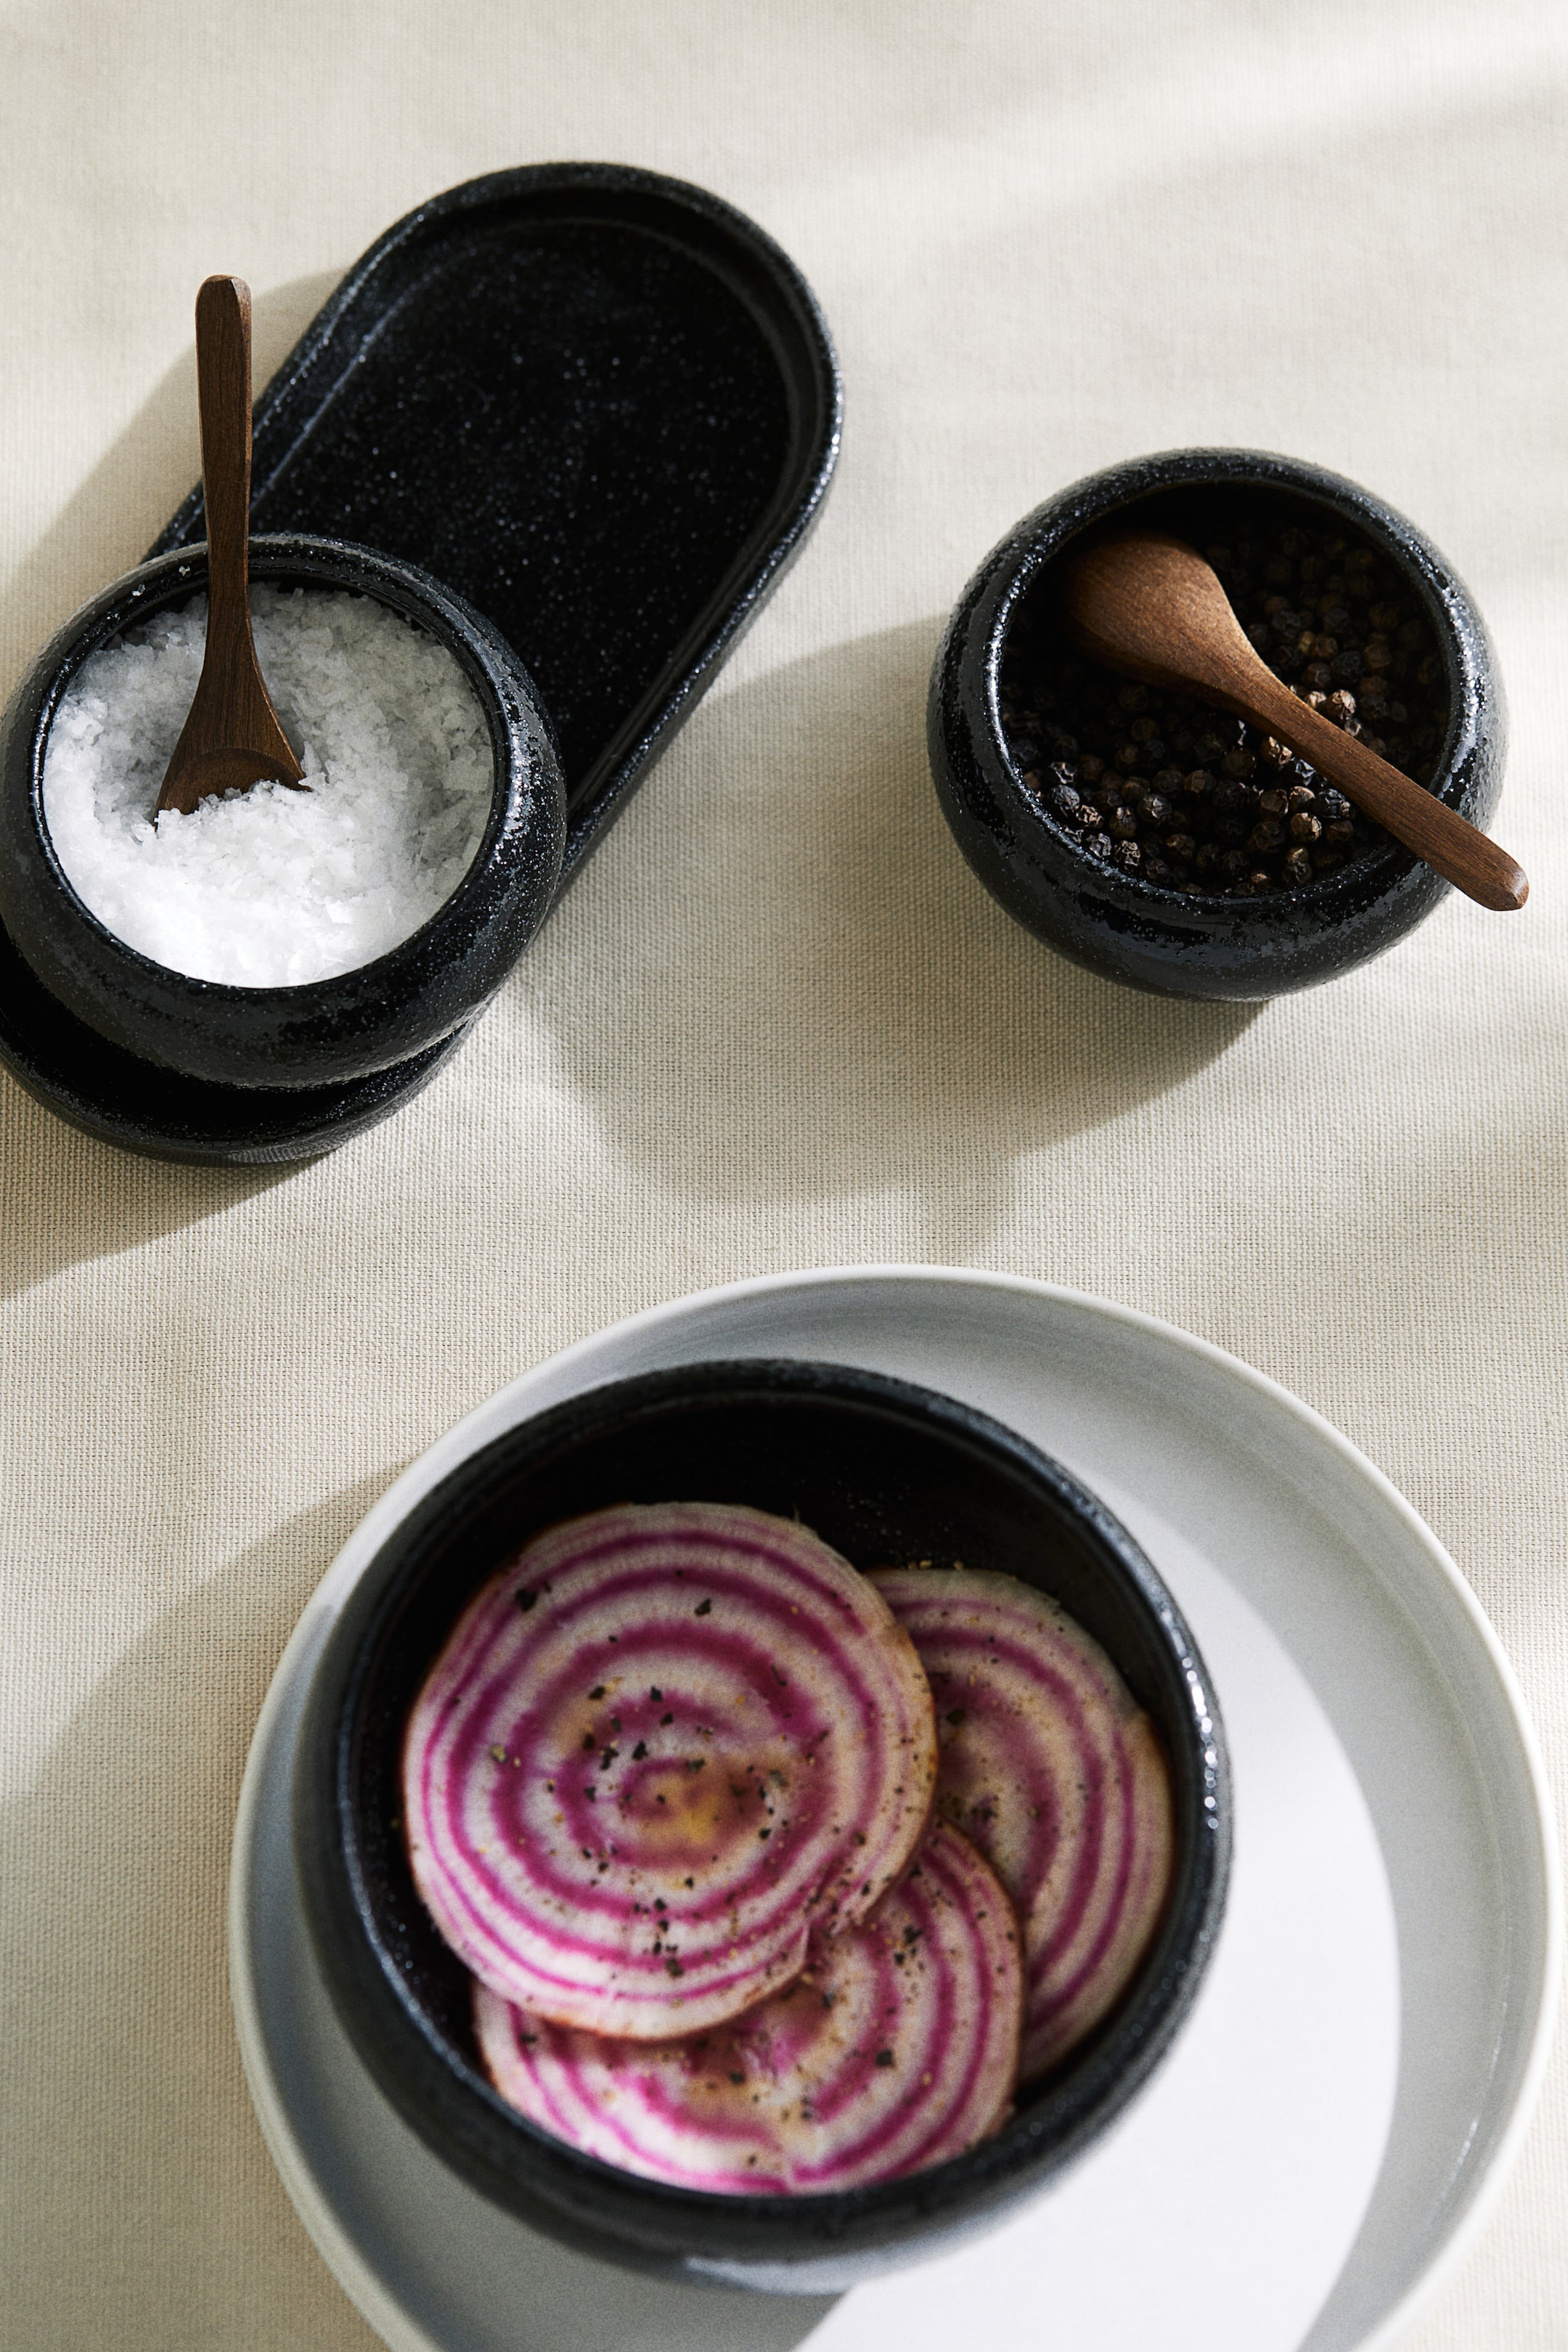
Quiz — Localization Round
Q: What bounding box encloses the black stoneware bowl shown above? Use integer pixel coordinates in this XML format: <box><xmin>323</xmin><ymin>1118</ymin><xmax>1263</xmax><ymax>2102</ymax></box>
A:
<box><xmin>0</xmin><ymin>534</ymin><xmax>565</xmax><ymax>1090</ymax></box>
<box><xmin>928</xmin><ymin>447</ymin><xmax>1506</xmax><ymax>999</ymax></box>
<box><xmin>293</xmin><ymin>1357</ymin><xmax>1230</xmax><ymax>2292</ymax></box>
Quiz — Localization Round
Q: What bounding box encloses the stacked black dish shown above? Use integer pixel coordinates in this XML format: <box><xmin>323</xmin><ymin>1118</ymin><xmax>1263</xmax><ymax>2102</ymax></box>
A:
<box><xmin>0</xmin><ymin>166</ymin><xmax>843</xmax><ymax>1162</ymax></box>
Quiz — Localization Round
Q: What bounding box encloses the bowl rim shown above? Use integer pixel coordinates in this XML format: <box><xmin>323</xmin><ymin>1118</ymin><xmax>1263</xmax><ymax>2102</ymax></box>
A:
<box><xmin>964</xmin><ymin>444</ymin><xmax>1497</xmax><ymax>929</ymax></box>
<box><xmin>292</xmin><ymin>1353</ymin><xmax>1231</xmax><ymax>2270</ymax></box>
<box><xmin>20</xmin><ymin>530</ymin><xmax>562</xmax><ymax>1007</ymax></box>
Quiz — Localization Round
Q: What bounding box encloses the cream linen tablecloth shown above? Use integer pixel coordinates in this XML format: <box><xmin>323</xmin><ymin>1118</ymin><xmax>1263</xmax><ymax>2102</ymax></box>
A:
<box><xmin>3</xmin><ymin>3</ymin><xmax>1567</xmax><ymax>2345</ymax></box>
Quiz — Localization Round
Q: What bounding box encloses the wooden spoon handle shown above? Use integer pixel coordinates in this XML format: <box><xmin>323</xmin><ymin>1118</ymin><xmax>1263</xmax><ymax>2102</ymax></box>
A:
<box><xmin>1242</xmin><ymin>669</ymin><xmax>1527</xmax><ymax>912</ymax></box>
<box><xmin>195</xmin><ymin>275</ymin><xmax>254</xmax><ymax>655</ymax></box>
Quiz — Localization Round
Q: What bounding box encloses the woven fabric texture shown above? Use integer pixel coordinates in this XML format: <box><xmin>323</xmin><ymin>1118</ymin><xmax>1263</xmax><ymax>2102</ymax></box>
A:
<box><xmin>1</xmin><ymin>1</ymin><xmax>1565</xmax><ymax>2345</ymax></box>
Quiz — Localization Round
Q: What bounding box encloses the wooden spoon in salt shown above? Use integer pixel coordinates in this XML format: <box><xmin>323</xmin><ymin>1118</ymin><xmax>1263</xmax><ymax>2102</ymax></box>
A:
<box><xmin>155</xmin><ymin>276</ymin><xmax>306</xmax><ymax>817</ymax></box>
<box><xmin>1063</xmin><ymin>529</ymin><xmax>1527</xmax><ymax>912</ymax></box>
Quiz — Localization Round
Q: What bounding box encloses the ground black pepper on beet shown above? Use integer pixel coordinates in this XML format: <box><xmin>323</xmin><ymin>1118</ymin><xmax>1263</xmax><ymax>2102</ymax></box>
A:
<box><xmin>1000</xmin><ymin>515</ymin><xmax>1450</xmax><ymax>898</ymax></box>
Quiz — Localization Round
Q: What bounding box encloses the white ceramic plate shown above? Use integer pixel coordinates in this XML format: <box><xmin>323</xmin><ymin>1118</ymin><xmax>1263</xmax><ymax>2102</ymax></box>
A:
<box><xmin>231</xmin><ymin>1270</ymin><xmax>1560</xmax><ymax>2352</ymax></box>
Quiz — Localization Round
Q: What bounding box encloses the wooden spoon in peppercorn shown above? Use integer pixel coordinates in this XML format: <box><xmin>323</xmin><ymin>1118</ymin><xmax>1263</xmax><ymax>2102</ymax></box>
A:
<box><xmin>1063</xmin><ymin>531</ymin><xmax>1527</xmax><ymax>912</ymax></box>
<box><xmin>155</xmin><ymin>275</ymin><xmax>306</xmax><ymax>817</ymax></box>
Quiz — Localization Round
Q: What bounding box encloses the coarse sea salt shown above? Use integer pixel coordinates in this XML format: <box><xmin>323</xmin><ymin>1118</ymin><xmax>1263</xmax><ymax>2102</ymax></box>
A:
<box><xmin>41</xmin><ymin>584</ymin><xmax>494</xmax><ymax>987</ymax></box>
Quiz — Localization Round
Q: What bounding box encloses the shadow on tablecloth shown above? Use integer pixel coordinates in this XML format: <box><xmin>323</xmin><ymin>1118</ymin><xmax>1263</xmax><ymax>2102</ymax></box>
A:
<box><xmin>520</xmin><ymin>616</ymin><xmax>1263</xmax><ymax>1251</ymax></box>
<box><xmin>0</xmin><ymin>1471</ymin><xmax>399</xmax><ymax>2349</ymax></box>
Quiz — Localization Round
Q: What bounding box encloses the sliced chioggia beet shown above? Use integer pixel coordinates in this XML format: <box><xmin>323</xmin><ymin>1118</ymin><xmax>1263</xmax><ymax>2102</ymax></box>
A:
<box><xmin>474</xmin><ymin>1819</ymin><xmax>1022</xmax><ymax>2192</ymax></box>
<box><xmin>402</xmin><ymin>1502</ymin><xmax>938</xmax><ymax>2038</ymax></box>
<box><xmin>870</xmin><ymin>1567</ymin><xmax>1173</xmax><ymax>2082</ymax></box>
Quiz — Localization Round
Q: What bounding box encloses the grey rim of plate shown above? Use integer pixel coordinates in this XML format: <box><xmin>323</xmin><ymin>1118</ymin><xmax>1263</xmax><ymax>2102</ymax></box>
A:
<box><xmin>230</xmin><ymin>1267</ymin><xmax>1562</xmax><ymax>2352</ymax></box>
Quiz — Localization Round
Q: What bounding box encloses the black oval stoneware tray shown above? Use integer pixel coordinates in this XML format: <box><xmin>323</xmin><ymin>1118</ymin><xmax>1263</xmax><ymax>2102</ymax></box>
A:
<box><xmin>0</xmin><ymin>163</ymin><xmax>841</xmax><ymax>1165</ymax></box>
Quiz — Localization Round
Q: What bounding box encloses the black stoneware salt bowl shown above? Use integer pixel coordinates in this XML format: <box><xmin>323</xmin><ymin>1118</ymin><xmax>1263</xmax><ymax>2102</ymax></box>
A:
<box><xmin>293</xmin><ymin>1357</ymin><xmax>1230</xmax><ymax>2292</ymax></box>
<box><xmin>0</xmin><ymin>533</ymin><xmax>565</xmax><ymax>1097</ymax></box>
<box><xmin>928</xmin><ymin>447</ymin><xmax>1506</xmax><ymax>999</ymax></box>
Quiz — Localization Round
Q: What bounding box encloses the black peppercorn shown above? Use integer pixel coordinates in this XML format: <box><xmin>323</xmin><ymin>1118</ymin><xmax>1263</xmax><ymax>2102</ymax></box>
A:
<box><xmin>1000</xmin><ymin>502</ymin><xmax>1444</xmax><ymax>899</ymax></box>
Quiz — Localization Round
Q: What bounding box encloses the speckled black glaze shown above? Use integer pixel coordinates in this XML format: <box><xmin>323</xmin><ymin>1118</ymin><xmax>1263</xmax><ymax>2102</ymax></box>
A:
<box><xmin>0</xmin><ymin>536</ymin><xmax>566</xmax><ymax>1103</ymax></box>
<box><xmin>0</xmin><ymin>920</ymin><xmax>470</xmax><ymax>1167</ymax></box>
<box><xmin>929</xmin><ymin>449</ymin><xmax>1506</xmax><ymax>998</ymax></box>
<box><xmin>0</xmin><ymin>164</ymin><xmax>841</xmax><ymax>1163</ymax></box>
<box><xmin>150</xmin><ymin>163</ymin><xmax>843</xmax><ymax>889</ymax></box>
<box><xmin>293</xmin><ymin>1358</ymin><xmax>1230</xmax><ymax>2290</ymax></box>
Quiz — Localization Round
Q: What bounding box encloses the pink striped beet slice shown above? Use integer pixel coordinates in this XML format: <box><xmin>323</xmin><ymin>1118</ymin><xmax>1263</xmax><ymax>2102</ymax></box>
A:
<box><xmin>401</xmin><ymin>1503</ymin><xmax>938</xmax><ymax>2038</ymax></box>
<box><xmin>474</xmin><ymin>1819</ymin><xmax>1022</xmax><ymax>2192</ymax></box>
<box><xmin>870</xmin><ymin>1567</ymin><xmax>1173</xmax><ymax>2083</ymax></box>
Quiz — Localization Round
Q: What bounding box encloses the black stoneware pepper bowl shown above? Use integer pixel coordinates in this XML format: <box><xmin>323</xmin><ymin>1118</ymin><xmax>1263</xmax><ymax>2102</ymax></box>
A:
<box><xmin>0</xmin><ymin>534</ymin><xmax>565</xmax><ymax>1089</ymax></box>
<box><xmin>928</xmin><ymin>447</ymin><xmax>1506</xmax><ymax>999</ymax></box>
<box><xmin>293</xmin><ymin>1357</ymin><xmax>1230</xmax><ymax>2292</ymax></box>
